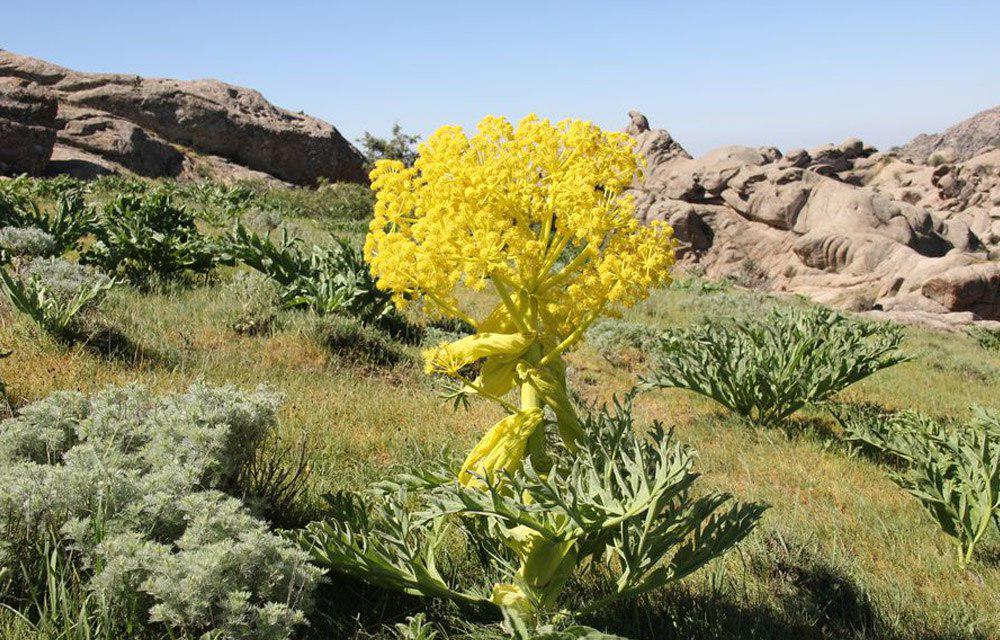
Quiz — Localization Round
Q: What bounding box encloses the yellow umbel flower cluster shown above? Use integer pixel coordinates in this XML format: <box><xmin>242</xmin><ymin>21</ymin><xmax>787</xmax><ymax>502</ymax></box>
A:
<box><xmin>366</xmin><ymin>114</ymin><xmax>675</xmax><ymax>484</ymax></box>
<box><xmin>365</xmin><ymin>114</ymin><xmax>674</xmax><ymax>336</ymax></box>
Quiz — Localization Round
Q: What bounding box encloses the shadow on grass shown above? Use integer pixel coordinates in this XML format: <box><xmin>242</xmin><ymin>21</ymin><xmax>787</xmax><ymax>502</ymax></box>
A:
<box><xmin>77</xmin><ymin>323</ymin><xmax>175</xmax><ymax>368</ymax></box>
<box><xmin>304</xmin><ymin>574</ymin><xmax>500</xmax><ymax>640</ymax></box>
<box><xmin>581</xmin><ymin>532</ymin><xmax>986</xmax><ymax>640</ymax></box>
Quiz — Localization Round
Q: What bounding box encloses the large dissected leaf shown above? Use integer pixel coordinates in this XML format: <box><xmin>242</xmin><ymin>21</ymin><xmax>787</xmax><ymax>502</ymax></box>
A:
<box><xmin>836</xmin><ymin>405</ymin><xmax>1000</xmax><ymax>566</ymax></box>
<box><xmin>643</xmin><ymin>306</ymin><xmax>908</xmax><ymax>425</ymax></box>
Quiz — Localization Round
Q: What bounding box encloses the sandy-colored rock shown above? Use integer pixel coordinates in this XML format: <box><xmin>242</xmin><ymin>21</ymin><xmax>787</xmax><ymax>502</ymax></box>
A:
<box><xmin>897</xmin><ymin>105</ymin><xmax>1000</xmax><ymax>163</ymax></box>
<box><xmin>0</xmin><ymin>49</ymin><xmax>367</xmax><ymax>185</ymax></box>
<box><xmin>627</xmin><ymin>111</ymin><xmax>1000</xmax><ymax>328</ymax></box>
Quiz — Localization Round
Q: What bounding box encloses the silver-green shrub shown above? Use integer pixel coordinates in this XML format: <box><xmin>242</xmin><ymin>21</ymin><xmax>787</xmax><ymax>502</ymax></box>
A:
<box><xmin>0</xmin><ymin>226</ymin><xmax>58</xmax><ymax>258</ymax></box>
<box><xmin>0</xmin><ymin>383</ymin><xmax>320</xmax><ymax>640</ymax></box>
<box><xmin>586</xmin><ymin>319</ymin><xmax>660</xmax><ymax>365</ymax></box>
<box><xmin>0</xmin><ymin>257</ymin><xmax>114</xmax><ymax>339</ymax></box>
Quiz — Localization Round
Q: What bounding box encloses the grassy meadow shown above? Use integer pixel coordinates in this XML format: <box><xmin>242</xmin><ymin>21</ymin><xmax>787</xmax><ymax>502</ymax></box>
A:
<box><xmin>0</xmin><ymin>176</ymin><xmax>997</xmax><ymax>640</ymax></box>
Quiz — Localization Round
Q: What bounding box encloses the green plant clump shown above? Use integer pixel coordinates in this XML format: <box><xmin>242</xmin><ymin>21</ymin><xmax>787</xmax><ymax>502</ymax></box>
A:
<box><xmin>0</xmin><ymin>192</ymin><xmax>96</xmax><ymax>255</ymax></box>
<box><xmin>968</xmin><ymin>326</ymin><xmax>1000</xmax><ymax>353</ymax></box>
<box><xmin>836</xmin><ymin>405</ymin><xmax>1000</xmax><ymax>567</ymax></box>
<box><xmin>643</xmin><ymin>307</ymin><xmax>908</xmax><ymax>425</ymax></box>
<box><xmin>82</xmin><ymin>190</ymin><xmax>218</xmax><ymax>286</ymax></box>
<box><xmin>226</xmin><ymin>223</ymin><xmax>398</xmax><ymax>325</ymax></box>
<box><xmin>0</xmin><ymin>258</ymin><xmax>115</xmax><ymax>340</ymax></box>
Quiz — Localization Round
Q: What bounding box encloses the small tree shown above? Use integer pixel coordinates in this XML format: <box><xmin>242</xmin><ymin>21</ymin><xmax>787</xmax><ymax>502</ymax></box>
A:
<box><xmin>357</xmin><ymin>122</ymin><xmax>421</xmax><ymax>167</ymax></box>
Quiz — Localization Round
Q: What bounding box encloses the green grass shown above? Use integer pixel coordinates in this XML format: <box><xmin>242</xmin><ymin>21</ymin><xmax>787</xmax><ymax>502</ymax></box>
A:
<box><xmin>1</xmin><ymin>184</ymin><xmax>998</xmax><ymax>639</ymax></box>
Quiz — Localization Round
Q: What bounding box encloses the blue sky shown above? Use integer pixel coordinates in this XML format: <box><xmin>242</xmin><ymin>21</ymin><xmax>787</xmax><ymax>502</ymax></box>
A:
<box><xmin>4</xmin><ymin>1</ymin><xmax>998</xmax><ymax>156</ymax></box>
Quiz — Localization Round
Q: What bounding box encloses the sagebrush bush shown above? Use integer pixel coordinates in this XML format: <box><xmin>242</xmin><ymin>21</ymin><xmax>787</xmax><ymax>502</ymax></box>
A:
<box><xmin>0</xmin><ymin>226</ymin><xmax>58</xmax><ymax>259</ymax></box>
<box><xmin>835</xmin><ymin>405</ymin><xmax>1000</xmax><ymax>566</ymax></box>
<box><xmin>0</xmin><ymin>383</ymin><xmax>320</xmax><ymax>640</ymax></box>
<box><xmin>586</xmin><ymin>319</ymin><xmax>659</xmax><ymax>366</ymax></box>
<box><xmin>643</xmin><ymin>306</ymin><xmax>907</xmax><ymax>425</ymax></box>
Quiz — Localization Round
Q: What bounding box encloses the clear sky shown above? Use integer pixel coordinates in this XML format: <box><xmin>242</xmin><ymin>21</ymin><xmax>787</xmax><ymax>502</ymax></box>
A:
<box><xmin>4</xmin><ymin>1</ymin><xmax>998</xmax><ymax>156</ymax></box>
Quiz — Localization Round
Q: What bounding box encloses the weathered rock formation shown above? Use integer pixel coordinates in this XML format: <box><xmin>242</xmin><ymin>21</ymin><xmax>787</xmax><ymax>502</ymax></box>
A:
<box><xmin>0</xmin><ymin>50</ymin><xmax>367</xmax><ymax>185</ymax></box>
<box><xmin>0</xmin><ymin>77</ymin><xmax>57</xmax><ymax>175</ymax></box>
<box><xmin>628</xmin><ymin>112</ymin><xmax>1000</xmax><ymax>329</ymax></box>
<box><xmin>897</xmin><ymin>105</ymin><xmax>1000</xmax><ymax>164</ymax></box>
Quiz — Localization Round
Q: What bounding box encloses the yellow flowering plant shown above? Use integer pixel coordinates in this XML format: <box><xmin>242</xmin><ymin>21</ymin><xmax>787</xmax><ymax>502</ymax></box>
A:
<box><xmin>365</xmin><ymin>114</ymin><xmax>675</xmax><ymax>483</ymax></box>
<box><xmin>294</xmin><ymin>116</ymin><xmax>765</xmax><ymax>631</ymax></box>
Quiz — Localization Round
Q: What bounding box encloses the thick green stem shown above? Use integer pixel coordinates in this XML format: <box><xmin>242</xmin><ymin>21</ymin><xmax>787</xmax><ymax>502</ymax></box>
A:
<box><xmin>520</xmin><ymin>343</ymin><xmax>551</xmax><ymax>475</ymax></box>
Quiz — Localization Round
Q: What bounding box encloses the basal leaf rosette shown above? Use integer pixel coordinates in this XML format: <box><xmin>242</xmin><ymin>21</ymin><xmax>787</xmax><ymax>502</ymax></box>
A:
<box><xmin>365</xmin><ymin>114</ymin><xmax>675</xmax><ymax>483</ymax></box>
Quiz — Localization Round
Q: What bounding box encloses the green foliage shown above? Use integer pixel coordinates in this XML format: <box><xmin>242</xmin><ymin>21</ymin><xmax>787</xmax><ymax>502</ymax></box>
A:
<box><xmin>0</xmin><ymin>383</ymin><xmax>320</xmax><ymax>640</ymax></box>
<box><xmin>226</xmin><ymin>223</ymin><xmax>398</xmax><ymax>324</ymax></box>
<box><xmin>0</xmin><ymin>227</ymin><xmax>58</xmax><ymax>260</ymax></box>
<box><xmin>968</xmin><ymin>325</ymin><xmax>1000</xmax><ymax>352</ymax></box>
<box><xmin>392</xmin><ymin>614</ymin><xmax>439</xmax><ymax>640</ymax></box>
<box><xmin>836</xmin><ymin>405</ymin><xmax>1000</xmax><ymax>566</ymax></box>
<box><xmin>292</xmin><ymin>395</ymin><xmax>766</xmax><ymax>628</ymax></box>
<box><xmin>225</xmin><ymin>271</ymin><xmax>282</xmax><ymax>336</ymax></box>
<box><xmin>181</xmin><ymin>181</ymin><xmax>257</xmax><ymax>224</ymax></box>
<box><xmin>358</xmin><ymin>123</ymin><xmax>421</xmax><ymax>167</ymax></box>
<box><xmin>0</xmin><ymin>258</ymin><xmax>114</xmax><ymax>339</ymax></box>
<box><xmin>586</xmin><ymin>320</ymin><xmax>659</xmax><ymax>366</ymax></box>
<box><xmin>313</xmin><ymin>314</ymin><xmax>411</xmax><ymax>367</ymax></box>
<box><xmin>82</xmin><ymin>190</ymin><xmax>218</xmax><ymax>286</ymax></box>
<box><xmin>0</xmin><ymin>192</ymin><xmax>96</xmax><ymax>255</ymax></box>
<box><xmin>643</xmin><ymin>307</ymin><xmax>908</xmax><ymax>425</ymax></box>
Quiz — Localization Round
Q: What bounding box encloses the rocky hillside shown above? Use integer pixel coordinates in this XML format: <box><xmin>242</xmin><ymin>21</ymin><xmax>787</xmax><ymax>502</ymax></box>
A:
<box><xmin>626</xmin><ymin>111</ymin><xmax>1000</xmax><ymax>329</ymax></box>
<box><xmin>0</xmin><ymin>50</ymin><xmax>367</xmax><ymax>185</ymax></box>
<box><xmin>897</xmin><ymin>105</ymin><xmax>1000</xmax><ymax>164</ymax></box>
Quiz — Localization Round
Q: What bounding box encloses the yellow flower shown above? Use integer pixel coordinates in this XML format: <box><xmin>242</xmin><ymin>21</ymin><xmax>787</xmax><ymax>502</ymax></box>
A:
<box><xmin>458</xmin><ymin>408</ymin><xmax>545</xmax><ymax>488</ymax></box>
<box><xmin>367</xmin><ymin>114</ymin><xmax>675</xmax><ymax>487</ymax></box>
<box><xmin>422</xmin><ymin>331</ymin><xmax>534</xmax><ymax>377</ymax></box>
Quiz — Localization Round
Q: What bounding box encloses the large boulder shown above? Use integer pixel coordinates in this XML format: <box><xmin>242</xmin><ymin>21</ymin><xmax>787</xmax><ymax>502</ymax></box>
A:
<box><xmin>0</xmin><ymin>49</ymin><xmax>367</xmax><ymax>185</ymax></box>
<box><xmin>0</xmin><ymin>77</ymin><xmax>57</xmax><ymax>175</ymax></box>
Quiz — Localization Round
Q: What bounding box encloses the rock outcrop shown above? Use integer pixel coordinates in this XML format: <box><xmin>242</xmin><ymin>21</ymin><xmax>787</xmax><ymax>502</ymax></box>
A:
<box><xmin>0</xmin><ymin>50</ymin><xmax>367</xmax><ymax>185</ymax></box>
<box><xmin>897</xmin><ymin>105</ymin><xmax>1000</xmax><ymax>164</ymax></box>
<box><xmin>628</xmin><ymin>112</ymin><xmax>1000</xmax><ymax>329</ymax></box>
<box><xmin>0</xmin><ymin>77</ymin><xmax>57</xmax><ymax>175</ymax></box>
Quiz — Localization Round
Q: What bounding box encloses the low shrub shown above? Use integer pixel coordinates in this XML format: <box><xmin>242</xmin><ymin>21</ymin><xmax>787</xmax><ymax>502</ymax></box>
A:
<box><xmin>586</xmin><ymin>319</ymin><xmax>659</xmax><ymax>366</ymax></box>
<box><xmin>835</xmin><ymin>405</ymin><xmax>1000</xmax><ymax>567</ymax></box>
<box><xmin>225</xmin><ymin>271</ymin><xmax>283</xmax><ymax>336</ymax></box>
<box><xmin>0</xmin><ymin>226</ymin><xmax>58</xmax><ymax>259</ymax></box>
<box><xmin>0</xmin><ymin>383</ymin><xmax>320</xmax><ymax>640</ymax></box>
<box><xmin>0</xmin><ymin>192</ymin><xmax>96</xmax><ymax>255</ymax></box>
<box><xmin>226</xmin><ymin>224</ymin><xmax>400</xmax><ymax>327</ymax></box>
<box><xmin>643</xmin><ymin>306</ymin><xmax>907</xmax><ymax>425</ymax></box>
<box><xmin>313</xmin><ymin>314</ymin><xmax>410</xmax><ymax>368</ymax></box>
<box><xmin>968</xmin><ymin>326</ymin><xmax>1000</xmax><ymax>352</ymax></box>
<box><xmin>0</xmin><ymin>258</ymin><xmax>115</xmax><ymax>340</ymax></box>
<box><xmin>83</xmin><ymin>190</ymin><xmax>218</xmax><ymax>287</ymax></box>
